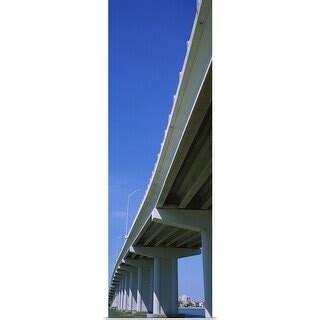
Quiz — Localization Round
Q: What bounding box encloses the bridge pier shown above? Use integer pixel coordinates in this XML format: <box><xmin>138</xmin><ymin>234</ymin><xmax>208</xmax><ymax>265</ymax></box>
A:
<box><xmin>128</xmin><ymin>271</ymin><xmax>133</xmax><ymax>310</ymax></box>
<box><xmin>119</xmin><ymin>265</ymin><xmax>139</xmax><ymax>312</ymax></box>
<box><xmin>130</xmin><ymin>269</ymin><xmax>138</xmax><ymax>311</ymax></box>
<box><xmin>124</xmin><ymin>273</ymin><xmax>129</xmax><ymax>311</ymax></box>
<box><xmin>137</xmin><ymin>266</ymin><xmax>142</xmax><ymax>311</ymax></box>
<box><xmin>116</xmin><ymin>287</ymin><xmax>120</xmax><ymax>309</ymax></box>
<box><xmin>111</xmin><ymin>287</ymin><xmax>116</xmax><ymax>308</ymax></box>
<box><xmin>130</xmin><ymin>246</ymin><xmax>200</xmax><ymax>317</ymax></box>
<box><xmin>116</xmin><ymin>279</ymin><xmax>120</xmax><ymax>310</ymax></box>
<box><xmin>122</xmin><ymin>277</ymin><xmax>126</xmax><ymax>311</ymax></box>
<box><xmin>124</xmin><ymin>259</ymin><xmax>153</xmax><ymax>314</ymax></box>
<box><xmin>202</xmin><ymin>225</ymin><xmax>212</xmax><ymax>317</ymax></box>
<box><xmin>118</xmin><ymin>278</ymin><xmax>123</xmax><ymax>310</ymax></box>
<box><xmin>111</xmin><ymin>290</ymin><xmax>116</xmax><ymax>308</ymax></box>
<box><xmin>118</xmin><ymin>274</ymin><xmax>125</xmax><ymax>310</ymax></box>
<box><xmin>151</xmin><ymin>208</ymin><xmax>213</xmax><ymax>317</ymax></box>
<box><xmin>117</xmin><ymin>281</ymin><xmax>121</xmax><ymax>310</ymax></box>
<box><xmin>152</xmin><ymin>257</ymin><xmax>178</xmax><ymax>317</ymax></box>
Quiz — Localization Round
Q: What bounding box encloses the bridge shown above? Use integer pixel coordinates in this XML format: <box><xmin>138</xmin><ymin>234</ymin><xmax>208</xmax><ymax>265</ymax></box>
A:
<box><xmin>108</xmin><ymin>0</ymin><xmax>212</xmax><ymax>317</ymax></box>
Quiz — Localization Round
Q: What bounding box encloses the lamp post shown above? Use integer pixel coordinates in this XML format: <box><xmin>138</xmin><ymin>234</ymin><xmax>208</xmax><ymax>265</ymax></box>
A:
<box><xmin>125</xmin><ymin>189</ymin><xmax>141</xmax><ymax>238</ymax></box>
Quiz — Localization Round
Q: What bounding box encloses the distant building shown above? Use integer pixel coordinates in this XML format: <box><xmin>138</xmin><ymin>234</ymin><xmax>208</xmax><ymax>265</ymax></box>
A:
<box><xmin>178</xmin><ymin>295</ymin><xmax>193</xmax><ymax>307</ymax></box>
<box><xmin>178</xmin><ymin>295</ymin><xmax>205</xmax><ymax>308</ymax></box>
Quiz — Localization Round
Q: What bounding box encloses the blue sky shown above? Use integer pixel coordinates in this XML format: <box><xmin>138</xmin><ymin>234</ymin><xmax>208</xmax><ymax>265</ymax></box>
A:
<box><xmin>108</xmin><ymin>0</ymin><xmax>204</xmax><ymax>301</ymax></box>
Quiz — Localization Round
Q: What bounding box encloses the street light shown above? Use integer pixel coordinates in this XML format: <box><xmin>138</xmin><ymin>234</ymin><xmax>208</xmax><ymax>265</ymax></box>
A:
<box><xmin>125</xmin><ymin>189</ymin><xmax>141</xmax><ymax>238</ymax></box>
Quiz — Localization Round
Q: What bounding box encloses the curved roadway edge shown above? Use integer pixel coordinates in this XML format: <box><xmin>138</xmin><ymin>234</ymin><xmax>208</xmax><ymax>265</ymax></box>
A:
<box><xmin>109</xmin><ymin>0</ymin><xmax>212</xmax><ymax>290</ymax></box>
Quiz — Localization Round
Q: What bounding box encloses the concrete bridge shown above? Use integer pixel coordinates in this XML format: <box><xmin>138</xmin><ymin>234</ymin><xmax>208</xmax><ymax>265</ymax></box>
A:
<box><xmin>109</xmin><ymin>0</ymin><xmax>212</xmax><ymax>317</ymax></box>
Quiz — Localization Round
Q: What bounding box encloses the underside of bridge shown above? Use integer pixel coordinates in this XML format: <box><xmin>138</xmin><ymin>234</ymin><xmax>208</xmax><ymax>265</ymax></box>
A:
<box><xmin>109</xmin><ymin>0</ymin><xmax>212</xmax><ymax>317</ymax></box>
<box><xmin>130</xmin><ymin>63</ymin><xmax>212</xmax><ymax>254</ymax></box>
<box><xmin>159</xmin><ymin>106</ymin><xmax>212</xmax><ymax>211</ymax></box>
<box><xmin>132</xmin><ymin>69</ymin><xmax>211</xmax><ymax>253</ymax></box>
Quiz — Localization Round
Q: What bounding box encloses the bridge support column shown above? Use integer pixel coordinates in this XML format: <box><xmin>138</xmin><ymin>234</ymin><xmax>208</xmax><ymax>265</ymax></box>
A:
<box><xmin>118</xmin><ymin>284</ymin><xmax>121</xmax><ymax>310</ymax></box>
<box><xmin>122</xmin><ymin>277</ymin><xmax>126</xmax><ymax>311</ymax></box>
<box><xmin>128</xmin><ymin>271</ymin><xmax>133</xmax><ymax>310</ymax></box>
<box><xmin>131</xmin><ymin>269</ymin><xmax>138</xmax><ymax>311</ymax></box>
<box><xmin>111</xmin><ymin>289</ymin><xmax>115</xmax><ymax>308</ymax></box>
<box><xmin>130</xmin><ymin>246</ymin><xmax>200</xmax><ymax>317</ymax></box>
<box><xmin>151</xmin><ymin>208</ymin><xmax>213</xmax><ymax>317</ymax></box>
<box><xmin>113</xmin><ymin>289</ymin><xmax>119</xmax><ymax>308</ymax></box>
<box><xmin>117</xmin><ymin>280</ymin><xmax>120</xmax><ymax>309</ymax></box>
<box><xmin>117</xmin><ymin>288</ymin><xmax>120</xmax><ymax>309</ymax></box>
<box><xmin>118</xmin><ymin>280</ymin><xmax>122</xmax><ymax>310</ymax></box>
<box><xmin>139</xmin><ymin>264</ymin><xmax>152</xmax><ymax>313</ymax></box>
<box><xmin>152</xmin><ymin>257</ymin><xmax>178</xmax><ymax>317</ymax></box>
<box><xmin>124</xmin><ymin>259</ymin><xmax>153</xmax><ymax>314</ymax></box>
<box><xmin>119</xmin><ymin>265</ymin><xmax>139</xmax><ymax>312</ymax></box>
<box><xmin>115</xmin><ymin>270</ymin><xmax>127</xmax><ymax>311</ymax></box>
<box><xmin>114</xmin><ymin>288</ymin><xmax>118</xmax><ymax>309</ymax></box>
<box><xmin>120</xmin><ymin>278</ymin><xmax>124</xmax><ymax>310</ymax></box>
<box><xmin>202</xmin><ymin>226</ymin><xmax>212</xmax><ymax>318</ymax></box>
<box><xmin>128</xmin><ymin>269</ymin><xmax>137</xmax><ymax>311</ymax></box>
<box><xmin>122</xmin><ymin>276</ymin><xmax>126</xmax><ymax>311</ymax></box>
<box><xmin>124</xmin><ymin>272</ymin><xmax>130</xmax><ymax>311</ymax></box>
<box><xmin>118</xmin><ymin>286</ymin><xmax>121</xmax><ymax>310</ymax></box>
<box><xmin>137</xmin><ymin>266</ymin><xmax>142</xmax><ymax>312</ymax></box>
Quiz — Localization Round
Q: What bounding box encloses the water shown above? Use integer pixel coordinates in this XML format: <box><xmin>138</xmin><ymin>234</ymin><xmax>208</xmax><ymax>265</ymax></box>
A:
<box><xmin>178</xmin><ymin>307</ymin><xmax>205</xmax><ymax>318</ymax></box>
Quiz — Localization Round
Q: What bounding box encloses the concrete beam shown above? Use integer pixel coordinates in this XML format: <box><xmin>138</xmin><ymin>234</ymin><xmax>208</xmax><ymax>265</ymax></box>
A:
<box><xmin>153</xmin><ymin>227</ymin><xmax>179</xmax><ymax>246</ymax></box>
<box><xmin>187</xmin><ymin>238</ymin><xmax>202</xmax><ymax>248</ymax></box>
<box><xmin>130</xmin><ymin>246</ymin><xmax>200</xmax><ymax>258</ymax></box>
<box><xmin>119</xmin><ymin>265</ymin><xmax>137</xmax><ymax>273</ymax></box>
<box><xmin>177</xmin><ymin>233</ymin><xmax>200</xmax><ymax>247</ymax></box>
<box><xmin>115</xmin><ymin>270</ymin><xmax>126</xmax><ymax>275</ymax></box>
<box><xmin>151</xmin><ymin>208</ymin><xmax>210</xmax><ymax>232</ymax></box>
<box><xmin>178</xmin><ymin>160</ymin><xmax>212</xmax><ymax>208</ymax></box>
<box><xmin>157</xmin><ymin>61</ymin><xmax>212</xmax><ymax>208</ymax></box>
<box><xmin>143</xmin><ymin>224</ymin><xmax>166</xmax><ymax>246</ymax></box>
<box><xmin>165</xmin><ymin>230</ymin><xmax>191</xmax><ymax>247</ymax></box>
<box><xmin>201</xmin><ymin>197</ymin><xmax>212</xmax><ymax>209</ymax></box>
<box><xmin>124</xmin><ymin>258</ymin><xmax>153</xmax><ymax>268</ymax></box>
